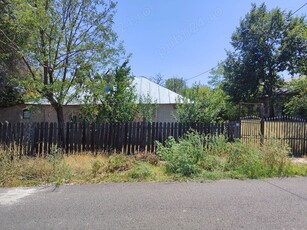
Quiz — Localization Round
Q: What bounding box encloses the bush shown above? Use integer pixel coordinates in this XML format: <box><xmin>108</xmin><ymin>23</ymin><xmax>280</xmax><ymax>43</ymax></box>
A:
<box><xmin>92</xmin><ymin>160</ymin><xmax>102</xmax><ymax>177</ymax></box>
<box><xmin>107</xmin><ymin>154</ymin><xmax>132</xmax><ymax>173</ymax></box>
<box><xmin>156</xmin><ymin>131</ymin><xmax>299</xmax><ymax>179</ymax></box>
<box><xmin>260</xmin><ymin>139</ymin><xmax>291</xmax><ymax>175</ymax></box>
<box><xmin>156</xmin><ymin>132</ymin><xmax>205</xmax><ymax>177</ymax></box>
<box><xmin>128</xmin><ymin>163</ymin><xmax>152</xmax><ymax>180</ymax></box>
<box><xmin>225</xmin><ymin>141</ymin><xmax>259</xmax><ymax>178</ymax></box>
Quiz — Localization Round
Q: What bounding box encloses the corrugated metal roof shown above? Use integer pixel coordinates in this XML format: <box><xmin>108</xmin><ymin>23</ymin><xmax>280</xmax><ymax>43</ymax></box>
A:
<box><xmin>26</xmin><ymin>76</ymin><xmax>183</xmax><ymax>105</ymax></box>
<box><xmin>133</xmin><ymin>76</ymin><xmax>182</xmax><ymax>104</ymax></box>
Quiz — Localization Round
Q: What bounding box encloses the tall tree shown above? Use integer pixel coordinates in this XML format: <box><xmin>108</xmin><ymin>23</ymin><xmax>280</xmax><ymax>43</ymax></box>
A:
<box><xmin>222</xmin><ymin>3</ymin><xmax>306</xmax><ymax>116</ymax></box>
<box><xmin>81</xmin><ymin>61</ymin><xmax>136</xmax><ymax>123</ymax></box>
<box><xmin>175</xmin><ymin>84</ymin><xmax>236</xmax><ymax>123</ymax></box>
<box><xmin>280</xmin><ymin>16</ymin><xmax>307</xmax><ymax>76</ymax></box>
<box><xmin>0</xmin><ymin>0</ymin><xmax>124</xmax><ymax>144</ymax></box>
<box><xmin>0</xmin><ymin>0</ymin><xmax>25</xmax><ymax>106</ymax></box>
<box><xmin>284</xmin><ymin>76</ymin><xmax>307</xmax><ymax>119</ymax></box>
<box><xmin>208</xmin><ymin>62</ymin><xmax>225</xmax><ymax>88</ymax></box>
<box><xmin>165</xmin><ymin>77</ymin><xmax>186</xmax><ymax>94</ymax></box>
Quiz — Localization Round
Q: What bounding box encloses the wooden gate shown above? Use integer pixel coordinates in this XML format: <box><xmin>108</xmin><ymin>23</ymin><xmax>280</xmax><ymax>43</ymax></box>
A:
<box><xmin>240</xmin><ymin>116</ymin><xmax>307</xmax><ymax>157</ymax></box>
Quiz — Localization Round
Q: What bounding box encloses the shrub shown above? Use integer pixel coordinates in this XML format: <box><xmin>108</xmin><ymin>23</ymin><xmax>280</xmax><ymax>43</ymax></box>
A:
<box><xmin>156</xmin><ymin>132</ymin><xmax>204</xmax><ymax>177</ymax></box>
<box><xmin>260</xmin><ymin>139</ymin><xmax>291</xmax><ymax>175</ymax></box>
<box><xmin>92</xmin><ymin>160</ymin><xmax>102</xmax><ymax>177</ymax></box>
<box><xmin>128</xmin><ymin>163</ymin><xmax>152</xmax><ymax>180</ymax></box>
<box><xmin>107</xmin><ymin>154</ymin><xmax>132</xmax><ymax>173</ymax></box>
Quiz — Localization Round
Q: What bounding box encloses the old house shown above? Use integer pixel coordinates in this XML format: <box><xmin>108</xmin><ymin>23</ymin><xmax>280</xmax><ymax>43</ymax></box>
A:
<box><xmin>0</xmin><ymin>76</ymin><xmax>182</xmax><ymax>123</ymax></box>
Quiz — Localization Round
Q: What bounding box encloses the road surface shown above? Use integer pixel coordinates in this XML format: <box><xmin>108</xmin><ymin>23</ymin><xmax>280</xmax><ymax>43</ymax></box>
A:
<box><xmin>1</xmin><ymin>177</ymin><xmax>307</xmax><ymax>230</ymax></box>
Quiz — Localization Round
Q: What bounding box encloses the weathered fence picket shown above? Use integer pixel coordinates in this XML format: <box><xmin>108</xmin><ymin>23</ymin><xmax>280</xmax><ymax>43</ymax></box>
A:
<box><xmin>0</xmin><ymin>121</ymin><xmax>239</xmax><ymax>156</ymax></box>
<box><xmin>1</xmin><ymin>117</ymin><xmax>305</xmax><ymax>157</ymax></box>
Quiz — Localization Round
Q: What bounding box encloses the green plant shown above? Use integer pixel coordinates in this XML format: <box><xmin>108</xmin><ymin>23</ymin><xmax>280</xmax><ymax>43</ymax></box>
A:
<box><xmin>156</xmin><ymin>132</ymin><xmax>204</xmax><ymax>177</ymax></box>
<box><xmin>260</xmin><ymin>139</ymin><xmax>291</xmax><ymax>175</ymax></box>
<box><xmin>92</xmin><ymin>160</ymin><xmax>102</xmax><ymax>177</ymax></box>
<box><xmin>107</xmin><ymin>154</ymin><xmax>132</xmax><ymax>173</ymax></box>
<box><xmin>128</xmin><ymin>163</ymin><xmax>152</xmax><ymax>180</ymax></box>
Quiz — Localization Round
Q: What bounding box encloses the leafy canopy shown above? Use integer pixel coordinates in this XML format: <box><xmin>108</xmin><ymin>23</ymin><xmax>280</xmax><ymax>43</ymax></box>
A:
<box><xmin>284</xmin><ymin>77</ymin><xmax>307</xmax><ymax>119</ymax></box>
<box><xmin>222</xmin><ymin>3</ymin><xmax>306</xmax><ymax>105</ymax></box>
<box><xmin>81</xmin><ymin>61</ymin><xmax>136</xmax><ymax>123</ymax></box>
<box><xmin>175</xmin><ymin>85</ymin><xmax>236</xmax><ymax>123</ymax></box>
<box><xmin>1</xmin><ymin>0</ymin><xmax>124</xmax><ymax>121</ymax></box>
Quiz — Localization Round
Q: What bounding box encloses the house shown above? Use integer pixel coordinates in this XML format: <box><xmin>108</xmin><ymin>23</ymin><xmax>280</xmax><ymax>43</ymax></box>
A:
<box><xmin>0</xmin><ymin>76</ymin><xmax>182</xmax><ymax>123</ymax></box>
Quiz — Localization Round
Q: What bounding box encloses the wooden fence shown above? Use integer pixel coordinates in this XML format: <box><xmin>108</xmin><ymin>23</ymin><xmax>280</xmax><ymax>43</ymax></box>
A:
<box><xmin>241</xmin><ymin>116</ymin><xmax>307</xmax><ymax>157</ymax></box>
<box><xmin>0</xmin><ymin>121</ymin><xmax>240</xmax><ymax>157</ymax></box>
<box><xmin>2</xmin><ymin>116</ymin><xmax>306</xmax><ymax>157</ymax></box>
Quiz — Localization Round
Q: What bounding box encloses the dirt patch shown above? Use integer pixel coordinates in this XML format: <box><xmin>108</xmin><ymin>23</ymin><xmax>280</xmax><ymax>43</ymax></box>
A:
<box><xmin>291</xmin><ymin>157</ymin><xmax>307</xmax><ymax>164</ymax></box>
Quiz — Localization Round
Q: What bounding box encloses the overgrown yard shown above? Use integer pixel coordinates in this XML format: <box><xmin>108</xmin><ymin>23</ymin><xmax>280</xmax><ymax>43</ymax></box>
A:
<box><xmin>1</xmin><ymin>133</ymin><xmax>307</xmax><ymax>187</ymax></box>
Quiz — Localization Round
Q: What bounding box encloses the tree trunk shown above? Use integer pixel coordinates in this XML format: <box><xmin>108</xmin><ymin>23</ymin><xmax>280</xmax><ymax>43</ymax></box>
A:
<box><xmin>269</xmin><ymin>98</ymin><xmax>275</xmax><ymax>117</ymax></box>
<box><xmin>53</xmin><ymin>104</ymin><xmax>65</xmax><ymax>148</ymax></box>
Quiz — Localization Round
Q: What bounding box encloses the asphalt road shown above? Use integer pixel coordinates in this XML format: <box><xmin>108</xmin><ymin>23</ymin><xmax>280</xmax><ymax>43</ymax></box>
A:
<box><xmin>1</xmin><ymin>178</ymin><xmax>307</xmax><ymax>230</ymax></box>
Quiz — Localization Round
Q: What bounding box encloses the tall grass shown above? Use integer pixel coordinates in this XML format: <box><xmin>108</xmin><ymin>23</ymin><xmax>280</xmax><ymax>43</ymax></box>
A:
<box><xmin>1</xmin><ymin>134</ymin><xmax>307</xmax><ymax>187</ymax></box>
<box><xmin>156</xmin><ymin>132</ymin><xmax>307</xmax><ymax>179</ymax></box>
<box><xmin>0</xmin><ymin>147</ymin><xmax>169</xmax><ymax>187</ymax></box>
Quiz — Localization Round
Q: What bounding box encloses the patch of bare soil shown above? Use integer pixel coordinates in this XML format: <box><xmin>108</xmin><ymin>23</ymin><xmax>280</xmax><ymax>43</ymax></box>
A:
<box><xmin>291</xmin><ymin>157</ymin><xmax>307</xmax><ymax>164</ymax></box>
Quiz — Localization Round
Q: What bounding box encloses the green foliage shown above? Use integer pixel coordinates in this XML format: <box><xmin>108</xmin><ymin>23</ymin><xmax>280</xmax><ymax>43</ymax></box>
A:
<box><xmin>81</xmin><ymin>61</ymin><xmax>137</xmax><ymax>122</ymax></box>
<box><xmin>127</xmin><ymin>163</ymin><xmax>152</xmax><ymax>180</ymax></box>
<box><xmin>284</xmin><ymin>76</ymin><xmax>307</xmax><ymax>119</ymax></box>
<box><xmin>222</xmin><ymin>3</ymin><xmax>306</xmax><ymax>107</ymax></box>
<box><xmin>156</xmin><ymin>131</ymin><xmax>297</xmax><ymax>179</ymax></box>
<box><xmin>1</xmin><ymin>0</ymin><xmax>124</xmax><ymax>123</ymax></box>
<box><xmin>157</xmin><ymin>132</ymin><xmax>204</xmax><ymax>177</ymax></box>
<box><xmin>261</xmin><ymin>139</ymin><xmax>291</xmax><ymax>174</ymax></box>
<box><xmin>280</xmin><ymin>16</ymin><xmax>307</xmax><ymax>76</ymax></box>
<box><xmin>175</xmin><ymin>84</ymin><xmax>236</xmax><ymax>123</ymax></box>
<box><xmin>208</xmin><ymin>61</ymin><xmax>225</xmax><ymax>88</ymax></box>
<box><xmin>91</xmin><ymin>160</ymin><xmax>102</xmax><ymax>177</ymax></box>
<box><xmin>107</xmin><ymin>154</ymin><xmax>132</xmax><ymax>173</ymax></box>
<box><xmin>0</xmin><ymin>1</ymin><xmax>25</xmax><ymax>106</ymax></box>
<box><xmin>164</xmin><ymin>77</ymin><xmax>186</xmax><ymax>94</ymax></box>
<box><xmin>136</xmin><ymin>93</ymin><xmax>158</xmax><ymax>122</ymax></box>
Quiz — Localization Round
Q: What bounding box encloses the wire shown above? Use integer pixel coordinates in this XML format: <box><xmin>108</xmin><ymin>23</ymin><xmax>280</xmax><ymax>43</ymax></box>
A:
<box><xmin>289</xmin><ymin>2</ymin><xmax>307</xmax><ymax>17</ymax></box>
<box><xmin>184</xmin><ymin>65</ymin><xmax>218</xmax><ymax>82</ymax></box>
<box><xmin>184</xmin><ymin>2</ymin><xmax>307</xmax><ymax>83</ymax></box>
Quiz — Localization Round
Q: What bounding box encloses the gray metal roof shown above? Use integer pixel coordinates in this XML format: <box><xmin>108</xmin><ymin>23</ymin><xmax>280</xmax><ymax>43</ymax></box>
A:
<box><xmin>133</xmin><ymin>76</ymin><xmax>182</xmax><ymax>104</ymax></box>
<box><xmin>26</xmin><ymin>76</ymin><xmax>183</xmax><ymax>105</ymax></box>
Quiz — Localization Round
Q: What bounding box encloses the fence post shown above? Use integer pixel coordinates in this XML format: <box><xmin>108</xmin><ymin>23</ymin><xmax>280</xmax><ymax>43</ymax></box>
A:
<box><xmin>260</xmin><ymin>118</ymin><xmax>264</xmax><ymax>145</ymax></box>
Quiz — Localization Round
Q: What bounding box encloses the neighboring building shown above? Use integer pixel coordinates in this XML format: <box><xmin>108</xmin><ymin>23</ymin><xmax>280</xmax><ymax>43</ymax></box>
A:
<box><xmin>0</xmin><ymin>77</ymin><xmax>182</xmax><ymax>123</ymax></box>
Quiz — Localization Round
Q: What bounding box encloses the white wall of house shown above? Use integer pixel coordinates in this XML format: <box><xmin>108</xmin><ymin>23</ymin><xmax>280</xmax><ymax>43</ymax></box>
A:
<box><xmin>0</xmin><ymin>104</ymin><xmax>178</xmax><ymax>123</ymax></box>
<box><xmin>155</xmin><ymin>104</ymin><xmax>177</xmax><ymax>123</ymax></box>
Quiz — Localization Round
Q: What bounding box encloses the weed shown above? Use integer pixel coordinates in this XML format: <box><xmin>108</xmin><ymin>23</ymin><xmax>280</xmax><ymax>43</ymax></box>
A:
<box><xmin>128</xmin><ymin>163</ymin><xmax>152</xmax><ymax>180</ymax></box>
<box><xmin>107</xmin><ymin>154</ymin><xmax>132</xmax><ymax>173</ymax></box>
<box><xmin>92</xmin><ymin>160</ymin><xmax>102</xmax><ymax>177</ymax></box>
<box><xmin>134</xmin><ymin>152</ymin><xmax>159</xmax><ymax>165</ymax></box>
<box><xmin>156</xmin><ymin>133</ymin><xmax>204</xmax><ymax>177</ymax></box>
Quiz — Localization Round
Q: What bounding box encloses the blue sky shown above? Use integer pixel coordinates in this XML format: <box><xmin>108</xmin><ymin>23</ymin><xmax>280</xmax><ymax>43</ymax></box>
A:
<box><xmin>114</xmin><ymin>0</ymin><xmax>307</xmax><ymax>85</ymax></box>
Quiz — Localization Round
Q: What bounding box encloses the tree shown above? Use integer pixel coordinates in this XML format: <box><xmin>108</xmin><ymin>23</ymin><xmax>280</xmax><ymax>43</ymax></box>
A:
<box><xmin>175</xmin><ymin>84</ymin><xmax>236</xmax><ymax>123</ymax></box>
<box><xmin>208</xmin><ymin>61</ymin><xmax>225</xmax><ymax>88</ymax></box>
<box><xmin>284</xmin><ymin>76</ymin><xmax>307</xmax><ymax>119</ymax></box>
<box><xmin>165</xmin><ymin>77</ymin><xmax>186</xmax><ymax>94</ymax></box>
<box><xmin>81</xmin><ymin>61</ymin><xmax>136</xmax><ymax>123</ymax></box>
<box><xmin>280</xmin><ymin>16</ymin><xmax>307</xmax><ymax>76</ymax></box>
<box><xmin>150</xmin><ymin>73</ymin><xmax>164</xmax><ymax>86</ymax></box>
<box><xmin>222</xmin><ymin>3</ymin><xmax>306</xmax><ymax>116</ymax></box>
<box><xmin>0</xmin><ymin>0</ymin><xmax>25</xmax><ymax>106</ymax></box>
<box><xmin>1</xmin><ymin>0</ymin><xmax>124</xmax><ymax>144</ymax></box>
<box><xmin>136</xmin><ymin>93</ymin><xmax>158</xmax><ymax>122</ymax></box>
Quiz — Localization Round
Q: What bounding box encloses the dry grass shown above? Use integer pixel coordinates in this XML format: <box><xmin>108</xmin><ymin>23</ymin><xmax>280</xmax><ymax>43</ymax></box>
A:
<box><xmin>0</xmin><ymin>150</ymin><xmax>170</xmax><ymax>187</ymax></box>
<box><xmin>1</xmin><ymin>143</ymin><xmax>307</xmax><ymax>187</ymax></box>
